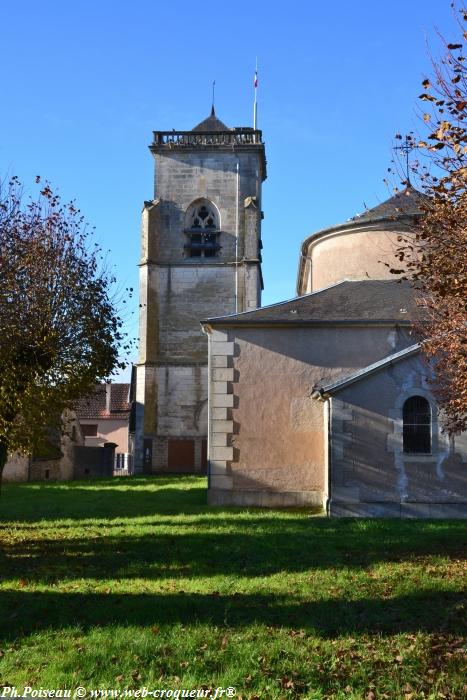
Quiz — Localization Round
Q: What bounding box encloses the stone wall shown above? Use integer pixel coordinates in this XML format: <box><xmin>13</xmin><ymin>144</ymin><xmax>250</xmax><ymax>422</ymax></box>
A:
<box><xmin>5</xmin><ymin>409</ymin><xmax>83</xmax><ymax>482</ymax></box>
<box><xmin>300</xmin><ymin>222</ymin><xmax>415</xmax><ymax>294</ymax></box>
<box><xmin>152</xmin><ymin>151</ymin><xmax>262</xmax><ymax>264</ymax></box>
<box><xmin>135</xmin><ymin>142</ymin><xmax>265</xmax><ymax>472</ymax></box>
<box><xmin>3</xmin><ymin>453</ymin><xmax>29</xmax><ymax>482</ymax></box>
<box><xmin>328</xmin><ymin>355</ymin><xmax>467</xmax><ymax>518</ymax></box>
<box><xmin>152</xmin><ymin>266</ymin><xmax>238</xmax><ymax>362</ymax></box>
<box><xmin>207</xmin><ymin>324</ymin><xmax>414</xmax><ymax>507</ymax></box>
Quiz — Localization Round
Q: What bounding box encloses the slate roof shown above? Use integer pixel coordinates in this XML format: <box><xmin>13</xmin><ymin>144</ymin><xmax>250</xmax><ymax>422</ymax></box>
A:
<box><xmin>350</xmin><ymin>186</ymin><xmax>426</xmax><ymax>224</ymax></box>
<box><xmin>204</xmin><ymin>280</ymin><xmax>424</xmax><ymax>325</ymax></box>
<box><xmin>312</xmin><ymin>344</ymin><xmax>421</xmax><ymax>397</ymax></box>
<box><xmin>74</xmin><ymin>383</ymin><xmax>130</xmax><ymax>420</ymax></box>
<box><xmin>297</xmin><ymin>188</ymin><xmax>427</xmax><ymax>294</ymax></box>
<box><xmin>192</xmin><ymin>108</ymin><xmax>230</xmax><ymax>132</ymax></box>
<box><xmin>301</xmin><ymin>187</ymin><xmax>426</xmax><ymax>250</ymax></box>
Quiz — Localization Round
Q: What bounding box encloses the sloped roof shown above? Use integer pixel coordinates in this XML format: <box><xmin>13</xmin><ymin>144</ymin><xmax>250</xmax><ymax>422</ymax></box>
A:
<box><xmin>302</xmin><ymin>187</ymin><xmax>426</xmax><ymax>249</ymax></box>
<box><xmin>74</xmin><ymin>383</ymin><xmax>130</xmax><ymax>420</ymax></box>
<box><xmin>312</xmin><ymin>344</ymin><xmax>421</xmax><ymax>397</ymax></box>
<box><xmin>350</xmin><ymin>186</ymin><xmax>426</xmax><ymax>224</ymax></box>
<box><xmin>192</xmin><ymin>108</ymin><xmax>230</xmax><ymax>132</ymax></box>
<box><xmin>204</xmin><ymin>280</ymin><xmax>424</xmax><ymax>326</ymax></box>
<box><xmin>297</xmin><ymin>188</ymin><xmax>427</xmax><ymax>294</ymax></box>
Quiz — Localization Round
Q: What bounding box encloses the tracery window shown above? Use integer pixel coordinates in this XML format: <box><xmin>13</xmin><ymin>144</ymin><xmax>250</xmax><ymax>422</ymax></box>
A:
<box><xmin>403</xmin><ymin>395</ymin><xmax>431</xmax><ymax>454</ymax></box>
<box><xmin>184</xmin><ymin>200</ymin><xmax>221</xmax><ymax>258</ymax></box>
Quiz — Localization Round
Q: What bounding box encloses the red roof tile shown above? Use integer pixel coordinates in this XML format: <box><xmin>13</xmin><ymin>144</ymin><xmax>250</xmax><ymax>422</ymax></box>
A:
<box><xmin>74</xmin><ymin>383</ymin><xmax>130</xmax><ymax>420</ymax></box>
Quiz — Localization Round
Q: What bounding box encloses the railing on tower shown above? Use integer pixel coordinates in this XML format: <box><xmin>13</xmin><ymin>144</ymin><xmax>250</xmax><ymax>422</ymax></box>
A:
<box><xmin>152</xmin><ymin>129</ymin><xmax>263</xmax><ymax>147</ymax></box>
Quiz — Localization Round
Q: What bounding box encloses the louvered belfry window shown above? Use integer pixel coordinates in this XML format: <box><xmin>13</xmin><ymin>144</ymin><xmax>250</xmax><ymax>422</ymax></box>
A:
<box><xmin>403</xmin><ymin>396</ymin><xmax>432</xmax><ymax>454</ymax></box>
<box><xmin>184</xmin><ymin>201</ymin><xmax>221</xmax><ymax>258</ymax></box>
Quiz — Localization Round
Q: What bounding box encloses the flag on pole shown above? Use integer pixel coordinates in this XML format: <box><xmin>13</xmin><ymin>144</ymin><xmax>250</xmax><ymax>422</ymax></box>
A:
<box><xmin>254</xmin><ymin>70</ymin><xmax>258</xmax><ymax>88</ymax></box>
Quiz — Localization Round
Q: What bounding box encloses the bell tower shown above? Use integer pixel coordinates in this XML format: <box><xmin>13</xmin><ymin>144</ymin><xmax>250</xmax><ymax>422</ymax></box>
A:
<box><xmin>133</xmin><ymin>109</ymin><xmax>267</xmax><ymax>472</ymax></box>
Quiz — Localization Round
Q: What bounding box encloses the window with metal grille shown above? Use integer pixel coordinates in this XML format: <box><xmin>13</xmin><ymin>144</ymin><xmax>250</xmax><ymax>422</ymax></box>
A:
<box><xmin>403</xmin><ymin>395</ymin><xmax>431</xmax><ymax>454</ymax></box>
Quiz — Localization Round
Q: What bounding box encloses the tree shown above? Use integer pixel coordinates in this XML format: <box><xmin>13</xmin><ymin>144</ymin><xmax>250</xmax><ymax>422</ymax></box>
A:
<box><xmin>393</xmin><ymin>6</ymin><xmax>467</xmax><ymax>434</ymax></box>
<box><xmin>0</xmin><ymin>176</ymin><xmax>128</xmax><ymax>487</ymax></box>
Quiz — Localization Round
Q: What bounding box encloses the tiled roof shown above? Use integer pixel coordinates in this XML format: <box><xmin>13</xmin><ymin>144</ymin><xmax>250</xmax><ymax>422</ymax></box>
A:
<box><xmin>109</xmin><ymin>383</ymin><xmax>131</xmax><ymax>413</ymax></box>
<box><xmin>204</xmin><ymin>280</ymin><xmax>426</xmax><ymax>325</ymax></box>
<box><xmin>74</xmin><ymin>383</ymin><xmax>130</xmax><ymax>420</ymax></box>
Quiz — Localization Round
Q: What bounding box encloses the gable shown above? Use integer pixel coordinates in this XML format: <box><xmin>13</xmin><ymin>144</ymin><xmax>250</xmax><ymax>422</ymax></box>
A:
<box><xmin>312</xmin><ymin>344</ymin><xmax>421</xmax><ymax>398</ymax></box>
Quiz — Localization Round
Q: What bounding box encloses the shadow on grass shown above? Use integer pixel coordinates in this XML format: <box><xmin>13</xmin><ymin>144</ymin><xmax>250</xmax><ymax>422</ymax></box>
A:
<box><xmin>1</xmin><ymin>478</ymin><xmax>466</xmax><ymax>643</ymax></box>
<box><xmin>1</xmin><ymin>588</ymin><xmax>465</xmax><ymax>640</ymax></box>
<box><xmin>0</xmin><ymin>477</ymin><xmax>209</xmax><ymax>522</ymax></box>
<box><xmin>1</xmin><ymin>522</ymin><xmax>466</xmax><ymax>584</ymax></box>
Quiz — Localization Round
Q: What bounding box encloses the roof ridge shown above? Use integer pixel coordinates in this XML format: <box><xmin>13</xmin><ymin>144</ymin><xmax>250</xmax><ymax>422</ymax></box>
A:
<box><xmin>203</xmin><ymin>279</ymin><xmax>417</xmax><ymax>326</ymax></box>
<box><xmin>203</xmin><ymin>279</ymin><xmax>350</xmax><ymax>324</ymax></box>
<box><xmin>351</xmin><ymin>186</ymin><xmax>426</xmax><ymax>222</ymax></box>
<box><xmin>298</xmin><ymin>188</ymin><xmax>425</xmax><ymax>256</ymax></box>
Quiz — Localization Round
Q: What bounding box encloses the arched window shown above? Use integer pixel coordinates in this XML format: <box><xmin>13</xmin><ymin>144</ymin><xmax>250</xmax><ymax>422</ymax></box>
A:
<box><xmin>184</xmin><ymin>200</ymin><xmax>221</xmax><ymax>258</ymax></box>
<box><xmin>403</xmin><ymin>395</ymin><xmax>431</xmax><ymax>454</ymax></box>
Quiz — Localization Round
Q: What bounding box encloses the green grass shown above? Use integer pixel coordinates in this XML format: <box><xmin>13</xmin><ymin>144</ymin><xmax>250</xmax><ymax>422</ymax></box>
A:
<box><xmin>0</xmin><ymin>476</ymin><xmax>466</xmax><ymax>699</ymax></box>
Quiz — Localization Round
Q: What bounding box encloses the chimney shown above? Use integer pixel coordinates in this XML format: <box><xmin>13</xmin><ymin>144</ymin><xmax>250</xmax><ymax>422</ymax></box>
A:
<box><xmin>105</xmin><ymin>382</ymin><xmax>111</xmax><ymax>414</ymax></box>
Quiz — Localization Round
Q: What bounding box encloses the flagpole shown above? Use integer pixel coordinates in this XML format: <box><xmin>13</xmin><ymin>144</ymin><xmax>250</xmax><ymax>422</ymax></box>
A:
<box><xmin>253</xmin><ymin>59</ymin><xmax>258</xmax><ymax>130</ymax></box>
<box><xmin>235</xmin><ymin>161</ymin><xmax>239</xmax><ymax>313</ymax></box>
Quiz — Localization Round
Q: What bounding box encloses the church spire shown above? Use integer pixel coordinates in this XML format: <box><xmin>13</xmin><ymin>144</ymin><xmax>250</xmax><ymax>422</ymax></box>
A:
<box><xmin>211</xmin><ymin>80</ymin><xmax>216</xmax><ymax>116</ymax></box>
<box><xmin>191</xmin><ymin>104</ymin><xmax>230</xmax><ymax>133</ymax></box>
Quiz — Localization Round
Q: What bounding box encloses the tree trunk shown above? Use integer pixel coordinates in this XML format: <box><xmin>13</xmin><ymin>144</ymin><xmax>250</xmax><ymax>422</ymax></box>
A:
<box><xmin>0</xmin><ymin>440</ymin><xmax>8</xmax><ymax>495</ymax></box>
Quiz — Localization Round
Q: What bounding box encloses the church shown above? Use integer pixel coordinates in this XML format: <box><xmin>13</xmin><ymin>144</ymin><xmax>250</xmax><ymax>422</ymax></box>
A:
<box><xmin>133</xmin><ymin>109</ymin><xmax>265</xmax><ymax>472</ymax></box>
<box><xmin>133</xmin><ymin>110</ymin><xmax>467</xmax><ymax>518</ymax></box>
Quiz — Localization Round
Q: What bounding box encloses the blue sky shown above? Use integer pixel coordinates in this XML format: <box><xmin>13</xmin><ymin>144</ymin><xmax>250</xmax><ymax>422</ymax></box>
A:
<box><xmin>0</xmin><ymin>0</ymin><xmax>458</xmax><ymax>377</ymax></box>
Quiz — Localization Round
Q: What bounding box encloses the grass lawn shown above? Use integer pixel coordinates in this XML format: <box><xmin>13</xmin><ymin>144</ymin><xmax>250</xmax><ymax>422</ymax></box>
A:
<box><xmin>0</xmin><ymin>476</ymin><xmax>466</xmax><ymax>699</ymax></box>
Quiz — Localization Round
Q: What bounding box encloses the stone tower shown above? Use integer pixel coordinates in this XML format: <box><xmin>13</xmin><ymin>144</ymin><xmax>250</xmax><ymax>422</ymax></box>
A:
<box><xmin>134</xmin><ymin>109</ymin><xmax>267</xmax><ymax>472</ymax></box>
